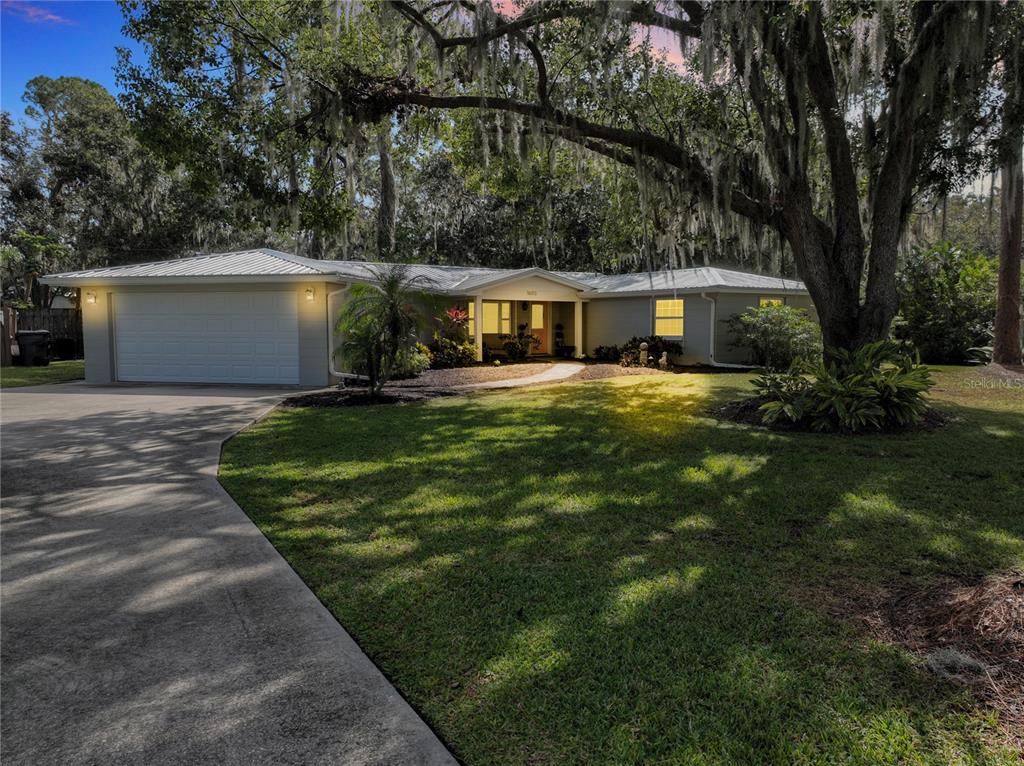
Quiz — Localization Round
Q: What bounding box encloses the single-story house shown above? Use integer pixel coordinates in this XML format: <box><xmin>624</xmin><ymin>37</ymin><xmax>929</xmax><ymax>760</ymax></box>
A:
<box><xmin>41</xmin><ymin>248</ymin><xmax>814</xmax><ymax>386</ymax></box>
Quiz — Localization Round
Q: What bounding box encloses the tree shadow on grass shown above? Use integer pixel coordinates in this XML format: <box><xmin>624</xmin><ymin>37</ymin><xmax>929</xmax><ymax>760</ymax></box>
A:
<box><xmin>221</xmin><ymin>376</ymin><xmax>1024</xmax><ymax>765</ymax></box>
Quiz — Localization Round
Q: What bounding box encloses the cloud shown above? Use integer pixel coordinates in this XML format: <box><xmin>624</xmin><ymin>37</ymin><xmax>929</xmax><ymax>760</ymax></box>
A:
<box><xmin>1</xmin><ymin>1</ymin><xmax>75</xmax><ymax>25</ymax></box>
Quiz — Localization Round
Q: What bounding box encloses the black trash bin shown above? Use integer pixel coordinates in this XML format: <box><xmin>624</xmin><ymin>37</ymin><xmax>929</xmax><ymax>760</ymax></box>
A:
<box><xmin>15</xmin><ymin>330</ymin><xmax>51</xmax><ymax>367</ymax></box>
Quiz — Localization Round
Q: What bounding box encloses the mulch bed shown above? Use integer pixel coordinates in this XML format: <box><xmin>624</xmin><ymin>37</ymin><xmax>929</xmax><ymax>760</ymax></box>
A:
<box><xmin>824</xmin><ymin>571</ymin><xmax>1024</xmax><ymax>749</ymax></box>
<box><xmin>710</xmin><ymin>395</ymin><xmax>949</xmax><ymax>433</ymax></box>
<box><xmin>281</xmin><ymin>387</ymin><xmax>459</xmax><ymax>408</ymax></box>
<box><xmin>710</xmin><ymin>395</ymin><xmax>778</xmax><ymax>428</ymax></box>
<box><xmin>389</xmin><ymin>362</ymin><xmax>555</xmax><ymax>388</ymax></box>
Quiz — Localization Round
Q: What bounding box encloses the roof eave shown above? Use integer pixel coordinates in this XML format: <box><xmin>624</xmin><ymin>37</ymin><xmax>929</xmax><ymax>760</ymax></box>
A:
<box><xmin>455</xmin><ymin>267</ymin><xmax>593</xmax><ymax>293</ymax></box>
<box><xmin>583</xmin><ymin>284</ymin><xmax>808</xmax><ymax>297</ymax></box>
<box><xmin>40</xmin><ymin>274</ymin><xmax>344</xmax><ymax>287</ymax></box>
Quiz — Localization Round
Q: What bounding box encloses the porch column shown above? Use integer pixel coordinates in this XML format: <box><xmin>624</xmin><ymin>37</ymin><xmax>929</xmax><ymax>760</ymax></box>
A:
<box><xmin>574</xmin><ymin>299</ymin><xmax>584</xmax><ymax>358</ymax></box>
<box><xmin>473</xmin><ymin>295</ymin><xmax>484</xmax><ymax>362</ymax></box>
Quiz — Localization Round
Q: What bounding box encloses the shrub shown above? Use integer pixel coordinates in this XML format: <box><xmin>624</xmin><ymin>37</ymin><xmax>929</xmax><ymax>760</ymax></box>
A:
<box><xmin>392</xmin><ymin>342</ymin><xmax>432</xmax><ymax>379</ymax></box>
<box><xmin>894</xmin><ymin>242</ymin><xmax>997</xmax><ymax>363</ymax></box>
<box><xmin>499</xmin><ymin>324</ymin><xmax>540</xmax><ymax>360</ymax></box>
<box><xmin>726</xmin><ymin>304</ymin><xmax>822</xmax><ymax>371</ymax></box>
<box><xmin>335</xmin><ymin>264</ymin><xmax>426</xmax><ymax>395</ymax></box>
<box><xmin>619</xmin><ymin>336</ymin><xmax>683</xmax><ymax>367</ymax></box>
<box><xmin>430</xmin><ymin>336</ymin><xmax>476</xmax><ymax>368</ymax></box>
<box><xmin>754</xmin><ymin>340</ymin><xmax>934</xmax><ymax>433</ymax></box>
<box><xmin>592</xmin><ymin>345</ymin><xmax>621</xmax><ymax>362</ymax></box>
<box><xmin>439</xmin><ymin>305</ymin><xmax>470</xmax><ymax>339</ymax></box>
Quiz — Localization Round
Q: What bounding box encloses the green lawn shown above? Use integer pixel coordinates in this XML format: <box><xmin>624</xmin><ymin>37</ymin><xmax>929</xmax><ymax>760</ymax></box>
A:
<box><xmin>0</xmin><ymin>359</ymin><xmax>85</xmax><ymax>388</ymax></box>
<box><xmin>220</xmin><ymin>367</ymin><xmax>1024</xmax><ymax>765</ymax></box>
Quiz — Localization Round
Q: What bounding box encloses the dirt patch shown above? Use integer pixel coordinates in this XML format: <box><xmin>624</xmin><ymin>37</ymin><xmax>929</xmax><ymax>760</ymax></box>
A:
<box><xmin>825</xmin><ymin>571</ymin><xmax>1024</xmax><ymax>748</ymax></box>
<box><xmin>571</xmin><ymin>363</ymin><xmax>670</xmax><ymax>382</ymax></box>
<box><xmin>976</xmin><ymin>363</ymin><xmax>1024</xmax><ymax>383</ymax></box>
<box><xmin>389</xmin><ymin>362</ymin><xmax>556</xmax><ymax>388</ymax></box>
<box><xmin>282</xmin><ymin>387</ymin><xmax>458</xmax><ymax>407</ymax></box>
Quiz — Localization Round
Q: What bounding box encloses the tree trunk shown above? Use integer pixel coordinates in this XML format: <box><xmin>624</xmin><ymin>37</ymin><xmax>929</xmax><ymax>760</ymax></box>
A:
<box><xmin>779</xmin><ymin>191</ymin><xmax>890</xmax><ymax>354</ymax></box>
<box><xmin>993</xmin><ymin>147</ymin><xmax>1023</xmax><ymax>365</ymax></box>
<box><xmin>377</xmin><ymin>130</ymin><xmax>396</xmax><ymax>258</ymax></box>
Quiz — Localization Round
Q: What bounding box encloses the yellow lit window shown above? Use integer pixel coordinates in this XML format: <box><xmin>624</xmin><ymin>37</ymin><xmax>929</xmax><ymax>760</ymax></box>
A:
<box><xmin>482</xmin><ymin>301</ymin><xmax>511</xmax><ymax>334</ymax></box>
<box><xmin>654</xmin><ymin>299</ymin><xmax>684</xmax><ymax>337</ymax></box>
<box><xmin>467</xmin><ymin>302</ymin><xmax>475</xmax><ymax>336</ymax></box>
<box><xmin>530</xmin><ymin>303</ymin><xmax>544</xmax><ymax>329</ymax></box>
<box><xmin>759</xmin><ymin>297</ymin><xmax>784</xmax><ymax>307</ymax></box>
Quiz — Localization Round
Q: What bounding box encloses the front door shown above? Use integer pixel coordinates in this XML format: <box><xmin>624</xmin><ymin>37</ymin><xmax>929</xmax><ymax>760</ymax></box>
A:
<box><xmin>529</xmin><ymin>302</ymin><xmax>549</xmax><ymax>354</ymax></box>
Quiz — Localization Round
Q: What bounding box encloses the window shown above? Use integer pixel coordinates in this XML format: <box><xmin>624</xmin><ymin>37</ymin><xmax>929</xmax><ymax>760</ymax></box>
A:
<box><xmin>654</xmin><ymin>299</ymin><xmax>684</xmax><ymax>337</ymax></box>
<box><xmin>467</xmin><ymin>301</ymin><xmax>475</xmax><ymax>336</ymax></box>
<box><xmin>759</xmin><ymin>297</ymin><xmax>784</xmax><ymax>307</ymax></box>
<box><xmin>530</xmin><ymin>303</ymin><xmax>544</xmax><ymax>329</ymax></box>
<box><xmin>482</xmin><ymin>301</ymin><xmax>511</xmax><ymax>334</ymax></box>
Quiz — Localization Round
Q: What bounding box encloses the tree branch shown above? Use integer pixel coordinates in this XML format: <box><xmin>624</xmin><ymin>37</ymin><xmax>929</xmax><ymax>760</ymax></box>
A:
<box><xmin>388</xmin><ymin>0</ymin><xmax>702</xmax><ymax>53</ymax></box>
<box><xmin>451</xmin><ymin>89</ymin><xmax>773</xmax><ymax>224</ymax></box>
<box><xmin>863</xmin><ymin>1</ymin><xmax>974</xmax><ymax>335</ymax></box>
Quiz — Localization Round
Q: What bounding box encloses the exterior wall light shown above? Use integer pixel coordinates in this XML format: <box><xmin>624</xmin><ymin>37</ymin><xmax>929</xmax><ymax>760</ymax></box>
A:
<box><xmin>85</xmin><ymin>291</ymin><xmax>97</xmax><ymax>305</ymax></box>
<box><xmin>305</xmin><ymin>287</ymin><xmax>315</xmax><ymax>302</ymax></box>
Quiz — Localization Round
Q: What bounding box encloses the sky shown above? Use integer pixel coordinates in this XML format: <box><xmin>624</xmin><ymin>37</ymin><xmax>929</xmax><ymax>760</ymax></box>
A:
<box><xmin>1</xmin><ymin>0</ymin><xmax>142</xmax><ymax>118</ymax></box>
<box><xmin>0</xmin><ymin>0</ymin><xmax>687</xmax><ymax>117</ymax></box>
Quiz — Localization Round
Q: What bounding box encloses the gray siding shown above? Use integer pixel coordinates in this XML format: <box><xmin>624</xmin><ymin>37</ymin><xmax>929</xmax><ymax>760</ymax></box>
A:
<box><xmin>584</xmin><ymin>294</ymin><xmax>713</xmax><ymax>364</ymax></box>
<box><xmin>585</xmin><ymin>291</ymin><xmax>815</xmax><ymax>365</ymax></box>
<box><xmin>584</xmin><ymin>297</ymin><xmax>652</xmax><ymax>353</ymax></box>
<box><xmin>681</xmin><ymin>296</ymin><xmax>712</xmax><ymax>365</ymax></box>
<box><xmin>81</xmin><ymin>289</ymin><xmax>115</xmax><ymax>383</ymax></box>
<box><xmin>713</xmin><ymin>292</ymin><xmax>818</xmax><ymax>364</ymax></box>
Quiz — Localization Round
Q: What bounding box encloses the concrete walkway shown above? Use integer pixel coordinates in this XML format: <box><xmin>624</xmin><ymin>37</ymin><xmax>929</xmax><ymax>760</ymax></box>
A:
<box><xmin>451</xmin><ymin>361</ymin><xmax>584</xmax><ymax>389</ymax></box>
<box><xmin>1</xmin><ymin>383</ymin><xmax>456</xmax><ymax>766</ymax></box>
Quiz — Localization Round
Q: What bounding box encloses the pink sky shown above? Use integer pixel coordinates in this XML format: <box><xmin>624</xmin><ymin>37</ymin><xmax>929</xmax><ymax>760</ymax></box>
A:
<box><xmin>490</xmin><ymin>0</ymin><xmax>688</xmax><ymax>70</ymax></box>
<box><xmin>1</xmin><ymin>0</ymin><xmax>75</xmax><ymax>25</ymax></box>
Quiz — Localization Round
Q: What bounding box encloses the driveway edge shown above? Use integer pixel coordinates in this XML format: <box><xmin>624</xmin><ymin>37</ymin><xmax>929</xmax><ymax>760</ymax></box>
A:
<box><xmin>215</xmin><ymin>403</ymin><xmax>459</xmax><ymax>766</ymax></box>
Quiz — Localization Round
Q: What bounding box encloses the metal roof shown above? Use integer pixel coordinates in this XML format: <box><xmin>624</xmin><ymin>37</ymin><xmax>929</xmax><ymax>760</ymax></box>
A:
<box><xmin>42</xmin><ymin>249</ymin><xmax>807</xmax><ymax>295</ymax></box>
<box><xmin>567</xmin><ymin>266</ymin><xmax>807</xmax><ymax>295</ymax></box>
<box><xmin>43</xmin><ymin>249</ymin><xmax>330</xmax><ymax>281</ymax></box>
<box><xmin>318</xmin><ymin>260</ymin><xmax>515</xmax><ymax>292</ymax></box>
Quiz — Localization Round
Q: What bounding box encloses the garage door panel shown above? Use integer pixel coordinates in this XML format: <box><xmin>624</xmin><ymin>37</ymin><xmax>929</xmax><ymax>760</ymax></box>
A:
<box><xmin>114</xmin><ymin>291</ymin><xmax>300</xmax><ymax>384</ymax></box>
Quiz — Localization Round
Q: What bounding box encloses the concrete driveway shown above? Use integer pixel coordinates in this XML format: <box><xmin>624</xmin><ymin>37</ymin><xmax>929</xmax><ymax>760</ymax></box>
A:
<box><xmin>1</xmin><ymin>383</ymin><xmax>456</xmax><ymax>766</ymax></box>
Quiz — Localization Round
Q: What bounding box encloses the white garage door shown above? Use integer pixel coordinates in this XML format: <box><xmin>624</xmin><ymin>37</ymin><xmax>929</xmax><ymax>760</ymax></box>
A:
<box><xmin>114</xmin><ymin>291</ymin><xmax>300</xmax><ymax>384</ymax></box>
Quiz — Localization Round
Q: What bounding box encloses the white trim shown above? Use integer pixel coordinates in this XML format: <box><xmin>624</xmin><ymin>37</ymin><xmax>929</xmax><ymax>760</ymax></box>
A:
<box><xmin>573</xmin><ymin>300</ymin><xmax>583</xmax><ymax>358</ymax></box>
<box><xmin>454</xmin><ymin>267</ymin><xmax>592</xmax><ymax>292</ymax></box>
<box><xmin>652</xmin><ymin>296</ymin><xmax>685</xmax><ymax>339</ymax></box>
<box><xmin>700</xmin><ymin>291</ymin><xmax>716</xmax><ymax>362</ymax></box>
<box><xmin>473</xmin><ymin>295</ymin><xmax>484</xmax><ymax>362</ymax></box>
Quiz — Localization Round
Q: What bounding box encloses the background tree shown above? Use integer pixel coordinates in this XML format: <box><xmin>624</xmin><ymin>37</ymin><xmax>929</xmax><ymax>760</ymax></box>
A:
<box><xmin>117</xmin><ymin>0</ymin><xmax>1010</xmax><ymax>354</ymax></box>
<box><xmin>117</xmin><ymin>1</ymin><xmax>800</xmax><ymax>274</ymax></box>
<box><xmin>992</xmin><ymin>29</ymin><xmax>1023</xmax><ymax>365</ymax></box>
<box><xmin>0</xmin><ymin>232</ymin><xmax>69</xmax><ymax>307</ymax></box>
<box><xmin>1</xmin><ymin>76</ymin><xmax>231</xmax><ymax>305</ymax></box>
<box><xmin>893</xmin><ymin>243</ymin><xmax>998</xmax><ymax>364</ymax></box>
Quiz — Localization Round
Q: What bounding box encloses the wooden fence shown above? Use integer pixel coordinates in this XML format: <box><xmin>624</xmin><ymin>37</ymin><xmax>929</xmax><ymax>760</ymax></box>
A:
<box><xmin>1</xmin><ymin>307</ymin><xmax>84</xmax><ymax>364</ymax></box>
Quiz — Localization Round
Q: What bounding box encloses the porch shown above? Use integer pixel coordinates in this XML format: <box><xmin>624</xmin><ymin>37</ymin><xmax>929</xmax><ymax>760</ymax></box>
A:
<box><xmin>465</xmin><ymin>298</ymin><xmax>583</xmax><ymax>361</ymax></box>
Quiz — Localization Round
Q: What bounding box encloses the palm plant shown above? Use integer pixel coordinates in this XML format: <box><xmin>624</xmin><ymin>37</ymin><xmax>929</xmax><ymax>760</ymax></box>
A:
<box><xmin>335</xmin><ymin>263</ymin><xmax>429</xmax><ymax>396</ymax></box>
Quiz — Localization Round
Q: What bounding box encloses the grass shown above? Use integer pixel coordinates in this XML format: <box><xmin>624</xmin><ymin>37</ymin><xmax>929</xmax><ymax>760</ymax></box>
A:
<box><xmin>220</xmin><ymin>367</ymin><xmax>1024</xmax><ymax>765</ymax></box>
<box><xmin>0</xmin><ymin>359</ymin><xmax>84</xmax><ymax>388</ymax></box>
